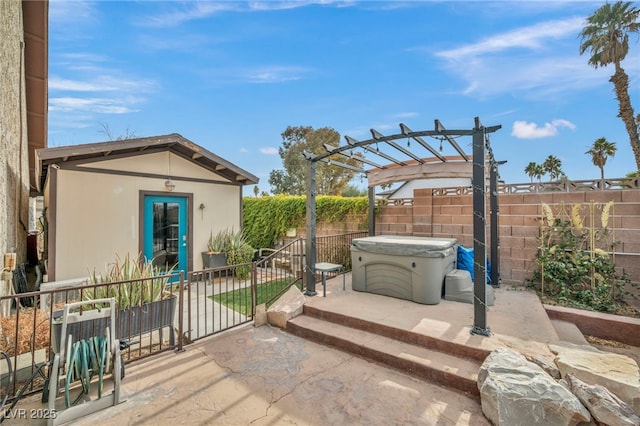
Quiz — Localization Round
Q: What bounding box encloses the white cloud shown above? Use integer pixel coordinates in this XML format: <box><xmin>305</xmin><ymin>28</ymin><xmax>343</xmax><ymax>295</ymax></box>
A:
<box><xmin>245</xmin><ymin>66</ymin><xmax>311</xmax><ymax>84</ymax></box>
<box><xmin>393</xmin><ymin>112</ymin><xmax>419</xmax><ymax>119</ymax></box>
<box><xmin>49</xmin><ymin>0</ymin><xmax>96</xmax><ymax>24</ymax></box>
<box><xmin>140</xmin><ymin>1</ymin><xmax>355</xmax><ymax>27</ymax></box>
<box><xmin>139</xmin><ymin>3</ymin><xmax>235</xmax><ymax>27</ymax></box>
<box><xmin>50</xmin><ymin>75</ymin><xmax>158</xmax><ymax>93</ymax></box>
<box><xmin>436</xmin><ymin>17</ymin><xmax>585</xmax><ymax>60</ymax></box>
<box><xmin>49</xmin><ymin>77</ymin><xmax>107</xmax><ymax>92</ymax></box>
<box><xmin>511</xmin><ymin>119</ymin><xmax>576</xmax><ymax>139</ymax></box>
<box><xmin>427</xmin><ymin>16</ymin><xmax>626</xmax><ymax>99</ymax></box>
<box><xmin>49</xmin><ymin>97</ymin><xmax>141</xmax><ymax>114</ymax></box>
<box><xmin>260</xmin><ymin>147</ymin><xmax>279</xmax><ymax>155</ymax></box>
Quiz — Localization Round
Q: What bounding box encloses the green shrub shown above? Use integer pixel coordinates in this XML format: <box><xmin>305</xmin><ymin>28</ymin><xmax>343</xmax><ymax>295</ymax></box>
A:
<box><xmin>206</xmin><ymin>227</ymin><xmax>254</xmax><ymax>279</ymax></box>
<box><xmin>242</xmin><ymin>195</ymin><xmax>372</xmax><ymax>249</ymax></box>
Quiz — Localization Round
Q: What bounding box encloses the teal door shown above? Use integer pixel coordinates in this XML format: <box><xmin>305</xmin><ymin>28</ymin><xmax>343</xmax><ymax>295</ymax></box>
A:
<box><xmin>143</xmin><ymin>195</ymin><xmax>188</xmax><ymax>275</ymax></box>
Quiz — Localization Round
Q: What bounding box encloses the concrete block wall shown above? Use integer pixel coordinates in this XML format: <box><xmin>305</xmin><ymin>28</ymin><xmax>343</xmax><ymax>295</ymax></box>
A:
<box><xmin>377</xmin><ymin>188</ymin><xmax>640</xmax><ymax>288</ymax></box>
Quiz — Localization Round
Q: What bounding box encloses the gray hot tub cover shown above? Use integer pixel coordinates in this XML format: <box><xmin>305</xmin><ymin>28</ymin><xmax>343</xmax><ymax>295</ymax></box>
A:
<box><xmin>351</xmin><ymin>235</ymin><xmax>457</xmax><ymax>258</ymax></box>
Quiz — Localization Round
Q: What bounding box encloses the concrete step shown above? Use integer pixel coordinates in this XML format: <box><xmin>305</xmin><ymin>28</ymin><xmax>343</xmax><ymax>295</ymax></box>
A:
<box><xmin>302</xmin><ymin>304</ymin><xmax>491</xmax><ymax>363</ymax></box>
<box><xmin>550</xmin><ymin>319</ymin><xmax>590</xmax><ymax>345</ymax></box>
<box><xmin>287</xmin><ymin>314</ymin><xmax>482</xmax><ymax>399</ymax></box>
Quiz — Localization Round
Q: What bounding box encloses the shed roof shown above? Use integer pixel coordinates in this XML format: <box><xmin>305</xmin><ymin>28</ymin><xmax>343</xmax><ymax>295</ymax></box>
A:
<box><xmin>36</xmin><ymin>133</ymin><xmax>259</xmax><ymax>191</ymax></box>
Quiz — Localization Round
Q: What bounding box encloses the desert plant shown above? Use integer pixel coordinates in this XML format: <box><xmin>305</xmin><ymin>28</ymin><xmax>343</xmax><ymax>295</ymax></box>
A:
<box><xmin>533</xmin><ymin>201</ymin><xmax>629</xmax><ymax>313</ymax></box>
<box><xmin>205</xmin><ymin>228</ymin><xmax>254</xmax><ymax>279</ymax></box>
<box><xmin>85</xmin><ymin>253</ymin><xmax>174</xmax><ymax>309</ymax></box>
<box><xmin>207</xmin><ymin>229</ymin><xmax>229</xmax><ymax>253</ymax></box>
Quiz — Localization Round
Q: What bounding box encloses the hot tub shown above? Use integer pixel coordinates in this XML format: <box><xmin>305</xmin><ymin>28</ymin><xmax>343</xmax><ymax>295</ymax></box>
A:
<box><xmin>351</xmin><ymin>235</ymin><xmax>457</xmax><ymax>305</ymax></box>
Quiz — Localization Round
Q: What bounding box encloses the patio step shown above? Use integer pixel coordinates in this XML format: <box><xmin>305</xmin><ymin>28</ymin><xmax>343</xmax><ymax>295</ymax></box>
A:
<box><xmin>287</xmin><ymin>312</ymin><xmax>483</xmax><ymax>399</ymax></box>
<box><xmin>550</xmin><ymin>319</ymin><xmax>590</xmax><ymax>345</ymax></box>
<box><xmin>302</xmin><ymin>304</ymin><xmax>490</xmax><ymax>363</ymax></box>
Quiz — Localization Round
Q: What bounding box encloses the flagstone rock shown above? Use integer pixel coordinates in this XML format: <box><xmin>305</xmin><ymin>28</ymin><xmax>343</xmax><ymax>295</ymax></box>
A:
<box><xmin>565</xmin><ymin>374</ymin><xmax>640</xmax><ymax>426</ymax></box>
<box><xmin>254</xmin><ymin>303</ymin><xmax>267</xmax><ymax>327</ymax></box>
<box><xmin>550</xmin><ymin>342</ymin><xmax>640</xmax><ymax>414</ymax></box>
<box><xmin>478</xmin><ymin>347</ymin><xmax>591</xmax><ymax>426</ymax></box>
<box><xmin>528</xmin><ymin>354</ymin><xmax>561</xmax><ymax>379</ymax></box>
<box><xmin>267</xmin><ymin>286</ymin><xmax>305</xmax><ymax>329</ymax></box>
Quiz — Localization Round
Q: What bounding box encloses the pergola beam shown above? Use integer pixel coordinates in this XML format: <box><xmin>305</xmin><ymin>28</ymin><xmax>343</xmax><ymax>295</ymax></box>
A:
<box><xmin>435</xmin><ymin>119</ymin><xmax>469</xmax><ymax>161</ymax></box>
<box><xmin>324</xmin><ymin>144</ymin><xmax>386</xmax><ymax>169</ymax></box>
<box><xmin>371</xmin><ymin>129</ymin><xmax>425</xmax><ymax>164</ymax></box>
<box><xmin>400</xmin><ymin>123</ymin><xmax>447</xmax><ymax>162</ymax></box>
<box><xmin>345</xmin><ymin>135</ymin><xmax>406</xmax><ymax>167</ymax></box>
<box><xmin>317</xmin><ymin>157</ymin><xmax>365</xmax><ymax>173</ymax></box>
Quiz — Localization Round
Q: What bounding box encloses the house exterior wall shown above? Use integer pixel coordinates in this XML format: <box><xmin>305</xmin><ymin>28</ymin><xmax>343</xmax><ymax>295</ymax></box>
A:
<box><xmin>376</xmin><ymin>186</ymin><xmax>640</xmax><ymax>296</ymax></box>
<box><xmin>82</xmin><ymin>151</ymin><xmax>229</xmax><ymax>181</ymax></box>
<box><xmin>0</xmin><ymin>1</ymin><xmax>30</xmax><ymax>266</ymax></box>
<box><xmin>47</xmin><ymin>152</ymin><xmax>242</xmax><ymax>281</ymax></box>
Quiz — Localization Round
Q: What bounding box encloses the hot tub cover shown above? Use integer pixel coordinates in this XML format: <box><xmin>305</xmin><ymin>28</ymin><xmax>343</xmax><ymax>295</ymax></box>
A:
<box><xmin>351</xmin><ymin>235</ymin><xmax>457</xmax><ymax>258</ymax></box>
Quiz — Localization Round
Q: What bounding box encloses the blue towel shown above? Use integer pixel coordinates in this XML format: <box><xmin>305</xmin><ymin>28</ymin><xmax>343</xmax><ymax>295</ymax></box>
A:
<box><xmin>457</xmin><ymin>246</ymin><xmax>491</xmax><ymax>284</ymax></box>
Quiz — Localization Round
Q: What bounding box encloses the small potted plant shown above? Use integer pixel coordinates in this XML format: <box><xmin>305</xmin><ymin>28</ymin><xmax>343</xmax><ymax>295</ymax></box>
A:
<box><xmin>201</xmin><ymin>228</ymin><xmax>254</xmax><ymax>278</ymax></box>
<box><xmin>202</xmin><ymin>228</ymin><xmax>231</xmax><ymax>269</ymax></box>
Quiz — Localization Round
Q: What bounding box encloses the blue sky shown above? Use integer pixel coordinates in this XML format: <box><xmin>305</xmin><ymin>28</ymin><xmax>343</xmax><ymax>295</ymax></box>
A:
<box><xmin>48</xmin><ymin>1</ymin><xmax>640</xmax><ymax>193</ymax></box>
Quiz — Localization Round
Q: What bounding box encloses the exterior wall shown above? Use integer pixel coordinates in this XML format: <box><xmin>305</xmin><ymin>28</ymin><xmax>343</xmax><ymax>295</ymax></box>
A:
<box><xmin>0</xmin><ymin>1</ymin><xmax>30</xmax><ymax>267</ymax></box>
<box><xmin>377</xmin><ymin>186</ymin><xmax>640</xmax><ymax>290</ymax></box>
<box><xmin>47</xmin><ymin>152</ymin><xmax>243</xmax><ymax>280</ymax></box>
<box><xmin>83</xmin><ymin>151</ymin><xmax>228</xmax><ymax>182</ymax></box>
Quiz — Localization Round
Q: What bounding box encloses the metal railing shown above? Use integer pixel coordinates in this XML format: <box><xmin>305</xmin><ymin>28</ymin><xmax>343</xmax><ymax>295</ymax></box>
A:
<box><xmin>0</xmin><ymin>232</ymin><xmax>362</xmax><ymax>405</ymax></box>
<box><xmin>0</xmin><ymin>240</ymin><xmax>318</xmax><ymax>404</ymax></box>
<box><xmin>315</xmin><ymin>231</ymin><xmax>368</xmax><ymax>278</ymax></box>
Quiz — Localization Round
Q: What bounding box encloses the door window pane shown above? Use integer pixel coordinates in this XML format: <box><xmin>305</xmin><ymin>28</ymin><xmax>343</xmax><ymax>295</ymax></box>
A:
<box><xmin>152</xmin><ymin>201</ymin><xmax>179</xmax><ymax>269</ymax></box>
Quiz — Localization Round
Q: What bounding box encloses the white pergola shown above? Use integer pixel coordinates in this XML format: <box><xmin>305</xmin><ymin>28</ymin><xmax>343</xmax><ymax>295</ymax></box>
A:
<box><xmin>304</xmin><ymin>117</ymin><xmax>502</xmax><ymax>336</ymax></box>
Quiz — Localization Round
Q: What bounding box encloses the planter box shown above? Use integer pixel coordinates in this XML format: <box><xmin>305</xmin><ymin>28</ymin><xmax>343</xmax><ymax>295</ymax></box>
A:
<box><xmin>201</xmin><ymin>252</ymin><xmax>227</xmax><ymax>269</ymax></box>
<box><xmin>52</xmin><ymin>295</ymin><xmax>177</xmax><ymax>353</ymax></box>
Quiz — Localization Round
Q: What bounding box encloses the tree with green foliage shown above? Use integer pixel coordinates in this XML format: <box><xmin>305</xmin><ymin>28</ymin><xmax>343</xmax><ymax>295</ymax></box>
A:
<box><xmin>524</xmin><ymin>162</ymin><xmax>545</xmax><ymax>183</ymax></box>
<box><xmin>542</xmin><ymin>155</ymin><xmax>564</xmax><ymax>182</ymax></box>
<box><xmin>586</xmin><ymin>137</ymin><xmax>617</xmax><ymax>182</ymax></box>
<box><xmin>268</xmin><ymin>126</ymin><xmax>362</xmax><ymax>195</ymax></box>
<box><xmin>341</xmin><ymin>184</ymin><xmax>367</xmax><ymax>197</ymax></box>
<box><xmin>580</xmin><ymin>1</ymin><xmax>640</xmax><ymax>171</ymax></box>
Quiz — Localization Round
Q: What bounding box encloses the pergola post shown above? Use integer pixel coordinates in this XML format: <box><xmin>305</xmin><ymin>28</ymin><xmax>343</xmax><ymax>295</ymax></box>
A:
<box><xmin>368</xmin><ymin>186</ymin><xmax>376</xmax><ymax>236</ymax></box>
<box><xmin>490</xmin><ymin>162</ymin><xmax>501</xmax><ymax>288</ymax></box>
<box><xmin>471</xmin><ymin>118</ymin><xmax>490</xmax><ymax>336</ymax></box>
<box><xmin>305</xmin><ymin>161</ymin><xmax>317</xmax><ymax>296</ymax></box>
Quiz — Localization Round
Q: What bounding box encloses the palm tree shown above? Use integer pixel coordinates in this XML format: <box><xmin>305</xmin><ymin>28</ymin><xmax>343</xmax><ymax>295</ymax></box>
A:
<box><xmin>524</xmin><ymin>162</ymin><xmax>545</xmax><ymax>182</ymax></box>
<box><xmin>533</xmin><ymin>164</ymin><xmax>545</xmax><ymax>183</ymax></box>
<box><xmin>580</xmin><ymin>1</ymin><xmax>640</xmax><ymax>171</ymax></box>
<box><xmin>524</xmin><ymin>162</ymin><xmax>537</xmax><ymax>183</ymax></box>
<box><xmin>586</xmin><ymin>137</ymin><xmax>617</xmax><ymax>184</ymax></box>
<box><xmin>542</xmin><ymin>155</ymin><xmax>563</xmax><ymax>182</ymax></box>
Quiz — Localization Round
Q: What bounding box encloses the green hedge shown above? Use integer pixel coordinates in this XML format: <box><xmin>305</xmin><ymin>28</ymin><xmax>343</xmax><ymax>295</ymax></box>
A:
<box><xmin>242</xmin><ymin>195</ymin><xmax>371</xmax><ymax>249</ymax></box>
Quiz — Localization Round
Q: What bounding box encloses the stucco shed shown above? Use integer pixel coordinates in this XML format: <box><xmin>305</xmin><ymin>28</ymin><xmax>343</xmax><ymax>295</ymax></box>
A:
<box><xmin>36</xmin><ymin>133</ymin><xmax>258</xmax><ymax>281</ymax></box>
